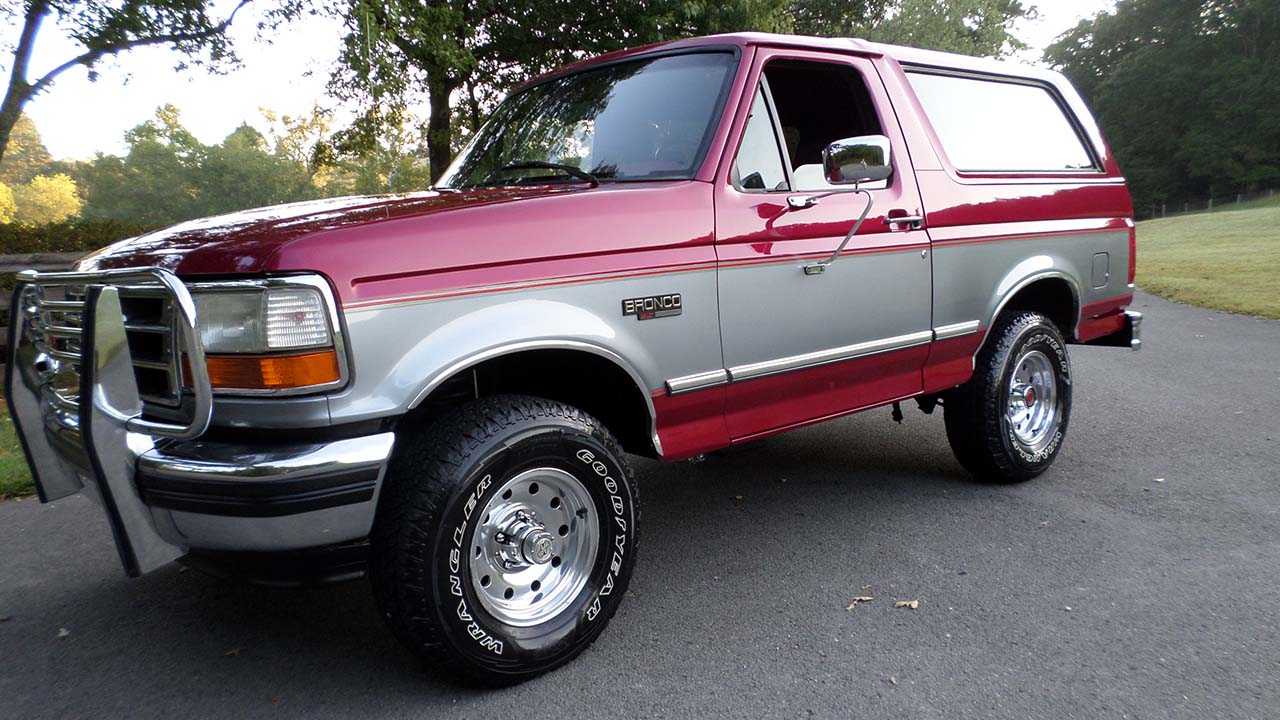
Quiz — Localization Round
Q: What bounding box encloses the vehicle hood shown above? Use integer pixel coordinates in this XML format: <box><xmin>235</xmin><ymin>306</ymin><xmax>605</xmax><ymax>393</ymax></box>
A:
<box><xmin>76</xmin><ymin>187</ymin><xmax>578</xmax><ymax>275</ymax></box>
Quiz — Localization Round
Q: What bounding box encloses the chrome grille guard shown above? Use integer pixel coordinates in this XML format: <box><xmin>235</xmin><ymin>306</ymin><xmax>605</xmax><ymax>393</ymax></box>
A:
<box><xmin>11</xmin><ymin>267</ymin><xmax>213</xmax><ymax>439</ymax></box>
<box><xmin>4</xmin><ymin>267</ymin><xmax>211</xmax><ymax>576</ymax></box>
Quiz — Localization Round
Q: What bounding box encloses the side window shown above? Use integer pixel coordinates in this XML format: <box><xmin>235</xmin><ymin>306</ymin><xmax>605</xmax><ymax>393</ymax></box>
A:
<box><xmin>762</xmin><ymin>61</ymin><xmax>886</xmax><ymax>192</ymax></box>
<box><xmin>905</xmin><ymin>70</ymin><xmax>1097</xmax><ymax>172</ymax></box>
<box><xmin>732</xmin><ymin>86</ymin><xmax>789</xmax><ymax>191</ymax></box>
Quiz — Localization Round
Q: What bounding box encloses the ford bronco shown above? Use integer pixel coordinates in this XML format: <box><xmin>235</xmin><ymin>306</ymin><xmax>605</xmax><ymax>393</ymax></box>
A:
<box><xmin>5</xmin><ymin>33</ymin><xmax>1140</xmax><ymax>684</ymax></box>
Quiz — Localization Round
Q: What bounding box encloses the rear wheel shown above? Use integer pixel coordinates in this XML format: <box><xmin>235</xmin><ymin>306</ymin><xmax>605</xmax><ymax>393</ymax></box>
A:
<box><xmin>371</xmin><ymin>395</ymin><xmax>638</xmax><ymax>685</ymax></box>
<box><xmin>943</xmin><ymin>311</ymin><xmax>1072</xmax><ymax>482</ymax></box>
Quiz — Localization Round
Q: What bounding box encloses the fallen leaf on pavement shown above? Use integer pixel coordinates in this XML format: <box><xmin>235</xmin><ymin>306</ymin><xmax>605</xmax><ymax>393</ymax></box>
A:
<box><xmin>846</xmin><ymin>596</ymin><xmax>874</xmax><ymax>610</ymax></box>
<box><xmin>57</xmin><ymin>627</ymin><xmax>70</xmax><ymax>638</ymax></box>
<box><xmin>895</xmin><ymin>599</ymin><xmax>921</xmax><ymax>609</ymax></box>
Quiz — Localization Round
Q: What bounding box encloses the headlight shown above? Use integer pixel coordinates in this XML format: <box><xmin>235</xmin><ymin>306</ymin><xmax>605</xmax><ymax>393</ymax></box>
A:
<box><xmin>195</xmin><ymin>287</ymin><xmax>331</xmax><ymax>353</ymax></box>
<box><xmin>189</xmin><ymin>278</ymin><xmax>344</xmax><ymax>394</ymax></box>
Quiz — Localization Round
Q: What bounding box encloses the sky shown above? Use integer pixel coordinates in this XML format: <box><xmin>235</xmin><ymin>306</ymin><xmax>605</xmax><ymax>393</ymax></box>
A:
<box><xmin>11</xmin><ymin>0</ymin><xmax>1114</xmax><ymax>162</ymax></box>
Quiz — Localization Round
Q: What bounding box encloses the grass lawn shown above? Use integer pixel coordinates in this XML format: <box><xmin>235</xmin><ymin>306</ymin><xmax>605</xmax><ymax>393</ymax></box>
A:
<box><xmin>1136</xmin><ymin>204</ymin><xmax>1280</xmax><ymax>319</ymax></box>
<box><xmin>0</xmin><ymin>401</ymin><xmax>35</xmax><ymax>500</ymax></box>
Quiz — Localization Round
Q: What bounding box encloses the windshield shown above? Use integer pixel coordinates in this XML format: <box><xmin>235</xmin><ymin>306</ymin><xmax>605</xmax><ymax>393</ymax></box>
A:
<box><xmin>438</xmin><ymin>52</ymin><xmax>736</xmax><ymax>188</ymax></box>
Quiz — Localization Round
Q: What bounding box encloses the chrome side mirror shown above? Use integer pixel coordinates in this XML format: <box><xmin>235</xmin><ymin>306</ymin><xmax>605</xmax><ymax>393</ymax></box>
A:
<box><xmin>822</xmin><ymin>135</ymin><xmax>893</xmax><ymax>185</ymax></box>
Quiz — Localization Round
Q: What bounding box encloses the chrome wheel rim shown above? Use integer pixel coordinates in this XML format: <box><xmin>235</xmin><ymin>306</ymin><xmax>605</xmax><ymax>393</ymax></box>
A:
<box><xmin>469</xmin><ymin>467</ymin><xmax>598</xmax><ymax>627</ymax></box>
<box><xmin>1006</xmin><ymin>349</ymin><xmax>1060</xmax><ymax>451</ymax></box>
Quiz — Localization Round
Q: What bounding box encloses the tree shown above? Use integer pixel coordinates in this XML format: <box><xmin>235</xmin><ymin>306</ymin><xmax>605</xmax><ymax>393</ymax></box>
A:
<box><xmin>12</xmin><ymin>172</ymin><xmax>81</xmax><ymax>224</ymax></box>
<box><xmin>0</xmin><ymin>180</ymin><xmax>15</xmax><ymax>222</ymax></box>
<box><xmin>0</xmin><ymin>0</ymin><xmax>255</xmax><ymax>165</ymax></box>
<box><xmin>0</xmin><ymin>113</ymin><xmax>52</xmax><ymax>185</ymax></box>
<box><xmin>858</xmin><ymin>0</ymin><xmax>1029</xmax><ymax>55</ymax></box>
<box><xmin>263</xmin><ymin>104</ymin><xmax>336</xmax><ymax>178</ymax></box>
<box><xmin>791</xmin><ymin>0</ymin><xmax>1028</xmax><ymax>56</ymax></box>
<box><xmin>1045</xmin><ymin>0</ymin><xmax>1280</xmax><ymax>209</ymax></box>
<box><xmin>82</xmin><ymin>104</ymin><xmax>320</xmax><ymax>226</ymax></box>
<box><xmin>195</xmin><ymin>123</ymin><xmax>316</xmax><ymax>216</ymax></box>
<box><xmin>82</xmin><ymin>104</ymin><xmax>203</xmax><ymax>225</ymax></box>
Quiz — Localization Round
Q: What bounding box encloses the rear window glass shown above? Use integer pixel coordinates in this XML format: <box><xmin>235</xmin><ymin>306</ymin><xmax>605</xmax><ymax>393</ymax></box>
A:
<box><xmin>905</xmin><ymin>71</ymin><xmax>1097</xmax><ymax>173</ymax></box>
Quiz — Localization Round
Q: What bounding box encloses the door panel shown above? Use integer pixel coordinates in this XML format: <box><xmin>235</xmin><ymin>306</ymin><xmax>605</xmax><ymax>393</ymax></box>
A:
<box><xmin>715</xmin><ymin>50</ymin><xmax>932</xmax><ymax>439</ymax></box>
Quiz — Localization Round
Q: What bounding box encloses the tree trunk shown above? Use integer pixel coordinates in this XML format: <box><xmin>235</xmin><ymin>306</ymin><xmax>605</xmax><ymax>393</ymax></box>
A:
<box><xmin>0</xmin><ymin>90</ymin><xmax>28</xmax><ymax>168</ymax></box>
<box><xmin>0</xmin><ymin>2</ymin><xmax>50</xmax><ymax>166</ymax></box>
<box><xmin>426</xmin><ymin>76</ymin><xmax>457</xmax><ymax>183</ymax></box>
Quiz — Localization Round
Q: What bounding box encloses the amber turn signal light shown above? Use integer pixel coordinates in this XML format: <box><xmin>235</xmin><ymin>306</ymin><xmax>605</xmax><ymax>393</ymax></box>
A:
<box><xmin>187</xmin><ymin>349</ymin><xmax>341</xmax><ymax>391</ymax></box>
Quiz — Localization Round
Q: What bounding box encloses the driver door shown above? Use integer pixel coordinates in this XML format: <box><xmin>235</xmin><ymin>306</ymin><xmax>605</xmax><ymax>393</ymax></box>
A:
<box><xmin>715</xmin><ymin>50</ymin><xmax>933</xmax><ymax>439</ymax></box>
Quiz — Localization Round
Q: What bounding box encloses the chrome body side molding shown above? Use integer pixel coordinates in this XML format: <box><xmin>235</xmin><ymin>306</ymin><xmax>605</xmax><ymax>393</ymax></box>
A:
<box><xmin>727</xmin><ymin>330</ymin><xmax>934</xmax><ymax>383</ymax></box>
<box><xmin>933</xmin><ymin>320</ymin><xmax>981</xmax><ymax>341</ymax></box>
<box><xmin>668</xmin><ymin>324</ymin><xmax>990</xmax><ymax>394</ymax></box>
<box><xmin>666</xmin><ymin>369</ymin><xmax>729</xmax><ymax>395</ymax></box>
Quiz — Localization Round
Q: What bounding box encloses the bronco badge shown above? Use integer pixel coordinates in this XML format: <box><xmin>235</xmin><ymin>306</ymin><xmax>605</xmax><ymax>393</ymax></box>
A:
<box><xmin>622</xmin><ymin>293</ymin><xmax>682</xmax><ymax>321</ymax></box>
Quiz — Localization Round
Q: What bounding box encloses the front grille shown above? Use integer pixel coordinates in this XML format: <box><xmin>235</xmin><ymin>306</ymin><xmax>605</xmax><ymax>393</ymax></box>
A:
<box><xmin>118</xmin><ymin>289</ymin><xmax>182</xmax><ymax>406</ymax></box>
<box><xmin>22</xmin><ymin>282</ymin><xmax>182</xmax><ymax>418</ymax></box>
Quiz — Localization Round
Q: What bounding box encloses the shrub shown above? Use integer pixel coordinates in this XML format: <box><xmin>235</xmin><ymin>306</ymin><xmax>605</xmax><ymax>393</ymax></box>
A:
<box><xmin>0</xmin><ymin>219</ymin><xmax>154</xmax><ymax>255</ymax></box>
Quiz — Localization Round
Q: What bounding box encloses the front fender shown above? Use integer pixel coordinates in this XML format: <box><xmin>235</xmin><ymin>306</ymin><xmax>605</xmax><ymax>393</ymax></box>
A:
<box><xmin>326</xmin><ymin>265</ymin><xmax>722</xmax><ymax>427</ymax></box>
<box><xmin>399</xmin><ymin>298</ymin><xmax>660</xmax><ymax>410</ymax></box>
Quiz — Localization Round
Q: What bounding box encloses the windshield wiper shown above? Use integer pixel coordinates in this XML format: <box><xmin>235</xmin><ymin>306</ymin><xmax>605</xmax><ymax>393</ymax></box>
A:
<box><xmin>500</xmin><ymin>161</ymin><xmax>600</xmax><ymax>188</ymax></box>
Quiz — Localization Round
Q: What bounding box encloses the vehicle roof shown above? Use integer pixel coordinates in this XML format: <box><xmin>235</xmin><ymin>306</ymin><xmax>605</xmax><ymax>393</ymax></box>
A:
<box><xmin>519</xmin><ymin>32</ymin><xmax>1066</xmax><ymax>91</ymax></box>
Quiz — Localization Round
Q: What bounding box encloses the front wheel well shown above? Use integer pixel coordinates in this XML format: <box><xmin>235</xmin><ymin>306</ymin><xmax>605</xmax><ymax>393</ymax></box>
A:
<box><xmin>406</xmin><ymin>349</ymin><xmax>657</xmax><ymax>458</ymax></box>
<box><xmin>996</xmin><ymin>277</ymin><xmax>1078</xmax><ymax>340</ymax></box>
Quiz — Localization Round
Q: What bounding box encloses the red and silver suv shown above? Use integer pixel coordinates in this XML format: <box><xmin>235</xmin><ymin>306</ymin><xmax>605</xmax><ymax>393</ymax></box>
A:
<box><xmin>6</xmin><ymin>32</ymin><xmax>1140</xmax><ymax>684</ymax></box>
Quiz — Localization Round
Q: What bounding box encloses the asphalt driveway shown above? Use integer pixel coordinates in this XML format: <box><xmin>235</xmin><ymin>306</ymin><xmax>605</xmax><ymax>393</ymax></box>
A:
<box><xmin>2</xmin><ymin>290</ymin><xmax>1277</xmax><ymax>720</ymax></box>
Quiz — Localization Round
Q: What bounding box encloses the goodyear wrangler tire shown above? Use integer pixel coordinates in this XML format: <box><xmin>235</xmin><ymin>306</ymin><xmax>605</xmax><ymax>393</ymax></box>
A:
<box><xmin>943</xmin><ymin>311</ymin><xmax>1072</xmax><ymax>483</ymax></box>
<box><xmin>370</xmin><ymin>395</ymin><xmax>638</xmax><ymax>686</ymax></box>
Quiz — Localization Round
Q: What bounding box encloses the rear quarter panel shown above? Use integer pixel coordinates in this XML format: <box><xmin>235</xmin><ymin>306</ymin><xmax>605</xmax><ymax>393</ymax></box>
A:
<box><xmin>873</xmin><ymin>50</ymin><xmax>1135</xmax><ymax>392</ymax></box>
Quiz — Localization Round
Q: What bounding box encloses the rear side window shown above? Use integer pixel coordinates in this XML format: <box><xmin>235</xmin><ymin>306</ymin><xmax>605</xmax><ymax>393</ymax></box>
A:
<box><xmin>905</xmin><ymin>70</ymin><xmax>1097</xmax><ymax>173</ymax></box>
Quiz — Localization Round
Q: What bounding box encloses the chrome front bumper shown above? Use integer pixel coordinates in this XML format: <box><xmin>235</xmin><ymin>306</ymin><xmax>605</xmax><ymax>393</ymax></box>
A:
<box><xmin>5</xmin><ymin>268</ymin><xmax>394</xmax><ymax>576</ymax></box>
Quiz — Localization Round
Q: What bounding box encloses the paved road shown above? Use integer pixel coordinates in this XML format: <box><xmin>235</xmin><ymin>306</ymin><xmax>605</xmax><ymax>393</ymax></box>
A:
<box><xmin>1</xmin><ymin>291</ymin><xmax>1278</xmax><ymax>720</ymax></box>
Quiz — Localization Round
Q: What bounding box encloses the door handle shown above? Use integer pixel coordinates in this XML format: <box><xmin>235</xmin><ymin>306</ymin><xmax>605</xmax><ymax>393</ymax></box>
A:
<box><xmin>887</xmin><ymin>213</ymin><xmax>924</xmax><ymax>230</ymax></box>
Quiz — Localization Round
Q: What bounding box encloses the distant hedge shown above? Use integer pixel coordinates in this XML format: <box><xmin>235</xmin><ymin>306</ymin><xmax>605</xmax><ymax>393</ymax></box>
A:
<box><xmin>0</xmin><ymin>220</ymin><xmax>155</xmax><ymax>255</ymax></box>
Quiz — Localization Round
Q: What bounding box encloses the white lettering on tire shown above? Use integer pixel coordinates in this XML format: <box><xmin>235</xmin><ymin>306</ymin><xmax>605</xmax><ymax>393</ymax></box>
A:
<box><xmin>576</xmin><ymin>448</ymin><xmax>629</xmax><ymax>624</ymax></box>
<box><xmin>445</xmin><ymin>474</ymin><xmax>505</xmax><ymax>655</ymax></box>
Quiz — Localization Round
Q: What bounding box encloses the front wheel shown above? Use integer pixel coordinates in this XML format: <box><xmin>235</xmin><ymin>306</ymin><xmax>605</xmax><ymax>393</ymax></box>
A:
<box><xmin>943</xmin><ymin>311</ymin><xmax>1072</xmax><ymax>482</ymax></box>
<box><xmin>370</xmin><ymin>395</ymin><xmax>638</xmax><ymax>685</ymax></box>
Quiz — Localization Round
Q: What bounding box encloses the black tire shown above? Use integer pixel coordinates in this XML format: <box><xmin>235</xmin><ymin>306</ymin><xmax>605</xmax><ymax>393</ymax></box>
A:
<box><xmin>370</xmin><ymin>395</ymin><xmax>638</xmax><ymax>686</ymax></box>
<box><xmin>943</xmin><ymin>311</ymin><xmax>1072</xmax><ymax>483</ymax></box>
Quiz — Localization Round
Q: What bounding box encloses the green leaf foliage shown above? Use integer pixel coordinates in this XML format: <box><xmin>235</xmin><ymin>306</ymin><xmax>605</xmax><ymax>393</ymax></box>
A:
<box><xmin>81</xmin><ymin>105</ymin><xmax>319</xmax><ymax>227</ymax></box>
<box><xmin>0</xmin><ymin>181</ymin><xmax>15</xmax><ymax>223</ymax></box>
<box><xmin>1045</xmin><ymin>0</ymin><xmax>1280</xmax><ymax>210</ymax></box>
<box><xmin>0</xmin><ymin>115</ymin><xmax>53</xmax><ymax>186</ymax></box>
<box><xmin>0</xmin><ymin>219</ymin><xmax>154</xmax><ymax>254</ymax></box>
<box><xmin>11</xmin><ymin>173</ymin><xmax>82</xmax><ymax>225</ymax></box>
